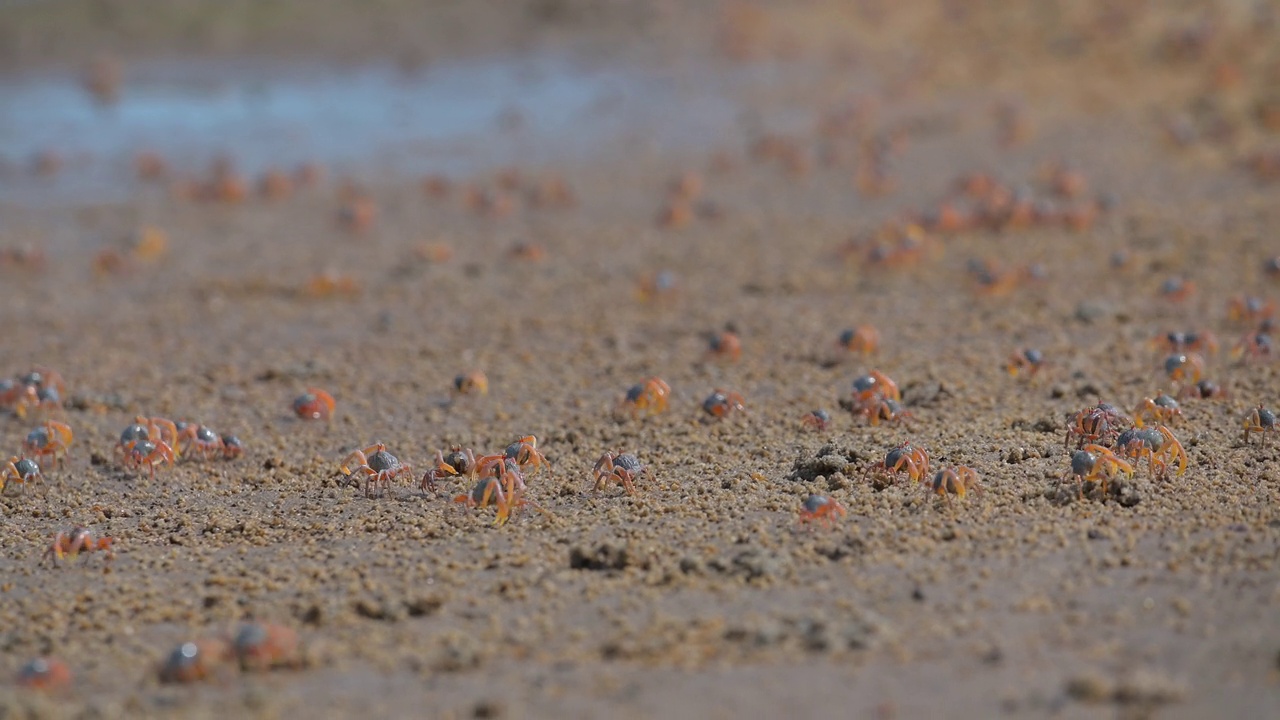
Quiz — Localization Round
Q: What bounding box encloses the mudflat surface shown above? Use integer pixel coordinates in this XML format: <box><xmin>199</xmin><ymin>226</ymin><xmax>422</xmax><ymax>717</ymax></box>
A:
<box><xmin>1</xmin><ymin>2</ymin><xmax>1279</xmax><ymax>718</ymax></box>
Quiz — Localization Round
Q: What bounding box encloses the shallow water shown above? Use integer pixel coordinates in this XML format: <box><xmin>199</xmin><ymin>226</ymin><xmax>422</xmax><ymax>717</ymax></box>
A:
<box><xmin>0</xmin><ymin>55</ymin><xmax>749</xmax><ymax>205</ymax></box>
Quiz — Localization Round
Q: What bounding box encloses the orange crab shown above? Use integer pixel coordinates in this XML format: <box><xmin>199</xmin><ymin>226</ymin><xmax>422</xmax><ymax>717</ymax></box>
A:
<box><xmin>1265</xmin><ymin>256</ymin><xmax>1280</xmax><ymax>278</ymax></box>
<box><xmin>294</xmin><ymin>162</ymin><xmax>324</xmax><ymax>189</ymax></box>
<box><xmin>420</xmin><ymin>446</ymin><xmax>478</xmax><ymax>493</ymax></box>
<box><xmin>508</xmin><ymin>241</ymin><xmax>547</xmax><ymax>262</ymax></box>
<box><xmin>1227</xmin><ymin>294</ymin><xmax>1274</xmax><ymax>324</ymax></box>
<box><xmin>231</xmin><ymin>622</ymin><xmax>301</xmax><ymax>671</ymax></box>
<box><xmin>1230</xmin><ymin>331</ymin><xmax>1273</xmax><ymax>362</ymax></box>
<box><xmin>1153</xmin><ymin>330</ymin><xmax>1219</xmax><ymax>356</ymax></box>
<box><xmin>221</xmin><ymin>434</ymin><xmax>244</xmax><ymax>460</ymax></box>
<box><xmin>303</xmin><ymin>271</ymin><xmax>361</xmax><ymax>298</ymax></box>
<box><xmin>131</xmin><ymin>226</ymin><xmax>169</xmax><ymax>262</ymax></box>
<box><xmin>705</xmin><ymin>329</ymin><xmax>742</xmax><ymax>363</ymax></box>
<box><xmin>7</xmin><ymin>366</ymin><xmax>66</xmax><ymax>419</ymax></box>
<box><xmin>30</xmin><ymin>149</ymin><xmax>62</xmax><ymax>177</ymax></box>
<box><xmin>1133</xmin><ymin>395</ymin><xmax>1182</xmax><ymax>427</ymax></box>
<box><xmin>159</xmin><ymin>639</ymin><xmax>231</xmax><ymax>684</ymax></box>
<box><xmin>1044</xmin><ymin>160</ymin><xmax>1088</xmax><ymax>199</ymax></box>
<box><xmin>920</xmin><ymin>199</ymin><xmax>976</xmax><ymax>234</ymax></box>
<box><xmin>503</xmin><ymin>435</ymin><xmax>550</xmax><ymax>477</ymax></box>
<box><xmin>1242</xmin><ymin>404</ymin><xmax>1277</xmax><ymax>445</ymax></box>
<box><xmin>1065</xmin><ymin>402</ymin><xmax>1127</xmax><ymax>447</ymax></box>
<box><xmin>421</xmin><ymin>174</ymin><xmax>453</xmax><ymax>198</ymax></box>
<box><xmin>206</xmin><ymin>157</ymin><xmax>248</xmax><ymax>204</ymax></box>
<box><xmin>837</xmin><ymin>325</ymin><xmax>879</xmax><ymax>355</ymax></box>
<box><xmin>336</xmin><ymin>443</ymin><xmax>414</xmax><ymax>498</ymax></box>
<box><xmin>620</xmin><ymin>377</ymin><xmax>671</xmax><ymax>416</ymax></box>
<box><xmin>1115</xmin><ymin>426</ymin><xmax>1188</xmax><ymax>479</ymax></box>
<box><xmin>856</xmin><ymin>397</ymin><xmax>912</xmax><ymax>427</ymax></box>
<box><xmin>635</xmin><ymin>269</ymin><xmax>678</xmax><ymax>303</ymax></box>
<box><xmin>865</xmin><ymin>232</ymin><xmax>925</xmax><ymax>269</ymax></box>
<box><xmin>967</xmin><ymin>259</ymin><xmax>1022</xmax><ymax>296</ymax></box>
<box><xmin>112</xmin><ymin>417</ymin><xmax>177</xmax><ymax>463</ymax></box>
<box><xmin>258</xmin><ymin>168</ymin><xmax>294</xmax><ymax>201</ymax></box>
<box><xmin>18</xmin><ymin>366</ymin><xmax>64</xmax><ymax>394</ymax></box>
<box><xmin>801</xmin><ymin>409</ymin><xmax>832</xmax><ymax>431</ymax></box>
<box><xmin>1163</xmin><ymin>353</ymin><xmax>1205</xmax><ymax>386</ymax></box>
<box><xmin>23</xmin><ymin>420</ymin><xmax>73</xmax><ymax>468</ymax></box>
<box><xmin>177</xmin><ymin>424</ymin><xmax>225</xmax><ymax>460</ymax></box>
<box><xmin>337</xmin><ymin>196</ymin><xmax>377</xmax><ymax>234</ymax></box>
<box><xmin>850</xmin><ymin>370</ymin><xmax>900</xmax><ymax>406</ymax></box>
<box><xmin>123</xmin><ymin>439</ymin><xmax>175</xmax><ymax>479</ymax></box>
<box><xmin>864</xmin><ymin>442</ymin><xmax>930</xmax><ymax>485</ymax></box>
<box><xmin>1157</xmin><ymin>275</ymin><xmax>1195</xmax><ymax>302</ymax></box>
<box><xmin>454</xmin><ymin>467</ymin><xmax>545</xmax><ymax>526</ymax></box>
<box><xmin>463</xmin><ymin>185</ymin><xmax>517</xmax><ymax>218</ymax></box>
<box><xmin>849</xmin><ymin>370</ymin><xmax>906</xmax><ymax>423</ymax></box>
<box><xmin>80</xmin><ymin>54</ymin><xmax>121</xmax><ymax>104</ymax></box>
<box><xmin>413</xmin><ymin>241</ymin><xmax>454</xmax><ymax>264</ymax></box>
<box><xmin>797</xmin><ymin>494</ymin><xmax>847</xmax><ymax>528</ymax></box>
<box><xmin>0</xmin><ymin>244</ymin><xmax>47</xmax><ymax>272</ymax></box>
<box><xmin>453</xmin><ymin>369</ymin><xmax>489</xmax><ymax>396</ymax></box>
<box><xmin>135</xmin><ymin>151</ymin><xmax>169</xmax><ymax>181</ymax></box>
<box><xmin>44</xmin><ymin>526</ymin><xmax>115</xmax><ymax>566</ymax></box>
<box><xmin>0</xmin><ymin>378</ymin><xmax>17</xmax><ymax>410</ymax></box>
<box><xmin>131</xmin><ymin>416</ymin><xmax>180</xmax><ymax>453</ymax></box>
<box><xmin>147</xmin><ymin>415</ymin><xmax>180</xmax><ymax>444</ymax></box>
<box><xmin>293</xmin><ymin>388</ymin><xmax>335</xmax><ymax>421</ymax></box>
<box><xmin>16</xmin><ymin>657</ymin><xmax>72</xmax><ymax>691</ymax></box>
<box><xmin>455</xmin><ymin>476</ymin><xmax>513</xmax><ymax>524</ymax></box>
<box><xmin>928</xmin><ymin>466</ymin><xmax>981</xmax><ymax>508</ymax></box>
<box><xmin>1181</xmin><ymin>378</ymin><xmax>1229</xmax><ymax>400</ymax></box>
<box><xmin>667</xmin><ymin>170</ymin><xmax>704</xmax><ymax>201</ymax></box>
<box><xmin>953</xmin><ymin>170</ymin><xmax>997</xmax><ymax>199</ymax></box>
<box><xmin>1005</xmin><ymin>348</ymin><xmax>1045</xmax><ymax>378</ymax></box>
<box><xmin>590</xmin><ymin>451</ymin><xmax>652</xmax><ymax>496</ymax></box>
<box><xmin>702</xmin><ymin>389</ymin><xmax>746</xmax><ymax>419</ymax></box>
<box><xmin>1061</xmin><ymin>445</ymin><xmax>1134</xmax><ymax>499</ymax></box>
<box><xmin>1061</xmin><ymin>200</ymin><xmax>1100</xmax><ymax>233</ymax></box>
<box><xmin>494</xmin><ymin>167</ymin><xmax>523</xmax><ymax>191</ymax></box>
<box><xmin>469</xmin><ymin>452</ymin><xmax>522</xmax><ymax>489</ymax></box>
<box><xmin>112</xmin><ymin>422</ymin><xmax>147</xmax><ymax>461</ymax></box>
<box><xmin>2</xmin><ymin>456</ymin><xmax>43</xmax><ymax>494</ymax></box>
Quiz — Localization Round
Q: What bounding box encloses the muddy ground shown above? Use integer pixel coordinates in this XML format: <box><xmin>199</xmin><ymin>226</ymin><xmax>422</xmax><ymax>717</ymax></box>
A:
<box><xmin>1</xmin><ymin>1</ymin><xmax>1279</xmax><ymax>718</ymax></box>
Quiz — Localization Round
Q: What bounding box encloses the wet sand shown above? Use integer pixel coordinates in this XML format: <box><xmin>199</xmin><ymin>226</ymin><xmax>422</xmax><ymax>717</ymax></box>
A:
<box><xmin>2</xmin><ymin>2</ymin><xmax>1280</xmax><ymax>718</ymax></box>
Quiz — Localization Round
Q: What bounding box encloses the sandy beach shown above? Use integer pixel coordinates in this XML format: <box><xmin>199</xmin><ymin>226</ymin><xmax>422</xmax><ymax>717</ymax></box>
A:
<box><xmin>1</xmin><ymin>1</ymin><xmax>1279</xmax><ymax>718</ymax></box>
